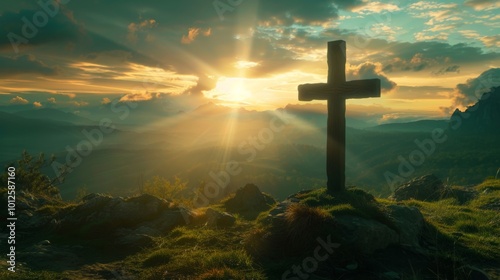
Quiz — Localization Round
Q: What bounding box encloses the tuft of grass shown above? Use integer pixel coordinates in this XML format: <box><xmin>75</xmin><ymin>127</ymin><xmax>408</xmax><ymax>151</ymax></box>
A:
<box><xmin>143</xmin><ymin>248</ymin><xmax>173</xmax><ymax>267</ymax></box>
<box><xmin>284</xmin><ymin>203</ymin><xmax>334</xmax><ymax>247</ymax></box>
<box><xmin>455</xmin><ymin>220</ymin><xmax>479</xmax><ymax>233</ymax></box>
<box><xmin>475</xmin><ymin>178</ymin><xmax>500</xmax><ymax>192</ymax></box>
<box><xmin>36</xmin><ymin>203</ymin><xmax>77</xmax><ymax>215</ymax></box>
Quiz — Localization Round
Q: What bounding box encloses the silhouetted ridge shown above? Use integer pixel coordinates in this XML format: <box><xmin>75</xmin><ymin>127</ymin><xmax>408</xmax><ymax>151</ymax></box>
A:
<box><xmin>449</xmin><ymin>86</ymin><xmax>500</xmax><ymax>134</ymax></box>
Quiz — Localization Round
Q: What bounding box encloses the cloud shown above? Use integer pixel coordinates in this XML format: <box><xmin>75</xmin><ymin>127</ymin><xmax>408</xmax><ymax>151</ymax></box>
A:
<box><xmin>70</xmin><ymin>101</ymin><xmax>89</xmax><ymax>107</ymax></box>
<box><xmin>10</xmin><ymin>96</ymin><xmax>29</xmax><ymax>104</ymax></box>
<box><xmin>433</xmin><ymin>65</ymin><xmax>460</xmax><ymax>75</ymax></box>
<box><xmin>374</xmin><ymin>41</ymin><xmax>499</xmax><ymax>73</ymax></box>
<box><xmin>256</xmin><ymin>0</ymin><xmax>339</xmax><ymax>26</ymax></box>
<box><xmin>351</xmin><ymin>2</ymin><xmax>400</xmax><ymax>14</ymax></box>
<box><xmin>33</xmin><ymin>101</ymin><xmax>42</xmax><ymax>108</ymax></box>
<box><xmin>57</xmin><ymin>92</ymin><xmax>76</xmax><ymax>99</ymax></box>
<box><xmin>183</xmin><ymin>75</ymin><xmax>217</xmax><ymax>95</ymax></box>
<box><xmin>390</xmin><ymin>86</ymin><xmax>453</xmax><ymax>100</ymax></box>
<box><xmin>370</xmin><ymin>23</ymin><xmax>401</xmax><ymax>41</ymax></box>
<box><xmin>451</xmin><ymin>68</ymin><xmax>500</xmax><ymax>108</ymax></box>
<box><xmin>0</xmin><ymin>55</ymin><xmax>58</xmax><ymax>77</ymax></box>
<box><xmin>181</xmin><ymin>28</ymin><xmax>211</xmax><ymax>44</ymax></box>
<box><xmin>47</xmin><ymin>97</ymin><xmax>57</xmax><ymax>103</ymax></box>
<box><xmin>333</xmin><ymin>0</ymin><xmax>366</xmax><ymax>11</ymax></box>
<box><xmin>481</xmin><ymin>35</ymin><xmax>500</xmax><ymax>48</ymax></box>
<box><xmin>101</xmin><ymin>97</ymin><xmax>111</xmax><ymax>104</ymax></box>
<box><xmin>415</xmin><ymin>32</ymin><xmax>448</xmax><ymax>41</ymax></box>
<box><xmin>0</xmin><ymin>8</ymin><xmax>81</xmax><ymax>52</ymax></box>
<box><xmin>464</xmin><ymin>0</ymin><xmax>500</xmax><ymax>10</ymax></box>
<box><xmin>348</xmin><ymin>62</ymin><xmax>397</xmax><ymax>92</ymax></box>
<box><xmin>459</xmin><ymin>30</ymin><xmax>480</xmax><ymax>39</ymax></box>
<box><xmin>127</xmin><ymin>19</ymin><xmax>158</xmax><ymax>43</ymax></box>
<box><xmin>383</xmin><ymin>53</ymin><xmax>431</xmax><ymax>72</ymax></box>
<box><xmin>408</xmin><ymin>1</ymin><xmax>458</xmax><ymax>10</ymax></box>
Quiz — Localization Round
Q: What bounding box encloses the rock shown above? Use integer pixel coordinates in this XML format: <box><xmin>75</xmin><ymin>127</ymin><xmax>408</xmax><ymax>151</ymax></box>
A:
<box><xmin>144</xmin><ymin>206</ymin><xmax>192</xmax><ymax>232</ymax></box>
<box><xmin>345</xmin><ymin>261</ymin><xmax>358</xmax><ymax>270</ymax></box>
<box><xmin>335</xmin><ymin>215</ymin><xmax>398</xmax><ymax>255</ymax></box>
<box><xmin>39</xmin><ymin>240</ymin><xmax>51</xmax><ymax>246</ymax></box>
<box><xmin>386</xmin><ymin>205</ymin><xmax>424</xmax><ymax>248</ymax></box>
<box><xmin>224</xmin><ymin>184</ymin><xmax>276</xmax><ymax>216</ymax></box>
<box><xmin>19</xmin><ymin>243</ymin><xmax>80</xmax><ymax>270</ymax></box>
<box><xmin>464</xmin><ymin>266</ymin><xmax>490</xmax><ymax>280</ymax></box>
<box><xmin>59</xmin><ymin>193</ymin><xmax>193</xmax><ymax>237</ymax></box>
<box><xmin>17</xmin><ymin>210</ymin><xmax>53</xmax><ymax>230</ymax></box>
<box><xmin>392</xmin><ymin>174</ymin><xmax>445</xmax><ymax>201</ymax></box>
<box><xmin>115</xmin><ymin>226</ymin><xmax>160</xmax><ymax>249</ymax></box>
<box><xmin>381</xmin><ymin>271</ymin><xmax>401</xmax><ymax>279</ymax></box>
<box><xmin>205</xmin><ymin>208</ymin><xmax>236</xmax><ymax>228</ymax></box>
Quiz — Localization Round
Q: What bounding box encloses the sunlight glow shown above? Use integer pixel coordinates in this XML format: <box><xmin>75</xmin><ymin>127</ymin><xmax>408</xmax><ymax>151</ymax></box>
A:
<box><xmin>204</xmin><ymin>77</ymin><xmax>253</xmax><ymax>103</ymax></box>
<box><xmin>234</xmin><ymin>60</ymin><xmax>259</xmax><ymax>69</ymax></box>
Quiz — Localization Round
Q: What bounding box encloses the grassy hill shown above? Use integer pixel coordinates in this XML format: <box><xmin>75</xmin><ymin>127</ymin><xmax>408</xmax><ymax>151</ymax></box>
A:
<box><xmin>1</xmin><ymin>176</ymin><xmax>498</xmax><ymax>279</ymax></box>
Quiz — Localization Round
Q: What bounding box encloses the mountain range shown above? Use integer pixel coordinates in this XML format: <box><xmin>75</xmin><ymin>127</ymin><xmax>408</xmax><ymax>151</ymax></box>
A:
<box><xmin>1</xmin><ymin>87</ymin><xmax>499</xmax><ymax>199</ymax></box>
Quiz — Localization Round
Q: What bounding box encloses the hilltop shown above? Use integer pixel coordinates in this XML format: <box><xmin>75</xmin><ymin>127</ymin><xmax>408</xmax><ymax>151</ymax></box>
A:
<box><xmin>1</xmin><ymin>173</ymin><xmax>499</xmax><ymax>279</ymax></box>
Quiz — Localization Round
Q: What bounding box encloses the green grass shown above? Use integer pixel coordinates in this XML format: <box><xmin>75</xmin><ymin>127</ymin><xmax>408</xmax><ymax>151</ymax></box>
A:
<box><xmin>123</xmin><ymin>224</ymin><xmax>266</xmax><ymax>279</ymax></box>
<box><xmin>401</xmin><ymin>187</ymin><xmax>500</xmax><ymax>261</ymax></box>
<box><xmin>0</xmin><ymin>270</ymin><xmax>65</xmax><ymax>280</ymax></box>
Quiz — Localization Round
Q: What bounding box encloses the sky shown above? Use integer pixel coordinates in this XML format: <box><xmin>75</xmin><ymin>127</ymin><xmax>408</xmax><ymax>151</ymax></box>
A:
<box><xmin>0</xmin><ymin>0</ymin><xmax>499</xmax><ymax>123</ymax></box>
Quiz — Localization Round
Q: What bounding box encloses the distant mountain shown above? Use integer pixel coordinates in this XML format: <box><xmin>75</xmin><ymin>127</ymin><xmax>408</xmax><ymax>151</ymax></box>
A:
<box><xmin>282</xmin><ymin>104</ymin><xmax>375</xmax><ymax>129</ymax></box>
<box><xmin>0</xmin><ymin>111</ymin><xmax>159</xmax><ymax>163</ymax></box>
<box><xmin>366</xmin><ymin>119</ymin><xmax>449</xmax><ymax>133</ymax></box>
<box><xmin>450</xmin><ymin>86</ymin><xmax>500</xmax><ymax>134</ymax></box>
<box><xmin>13</xmin><ymin>108</ymin><xmax>96</xmax><ymax>126</ymax></box>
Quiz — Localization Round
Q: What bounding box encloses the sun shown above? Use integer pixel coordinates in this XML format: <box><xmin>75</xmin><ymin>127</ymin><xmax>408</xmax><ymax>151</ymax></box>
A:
<box><xmin>204</xmin><ymin>77</ymin><xmax>252</xmax><ymax>103</ymax></box>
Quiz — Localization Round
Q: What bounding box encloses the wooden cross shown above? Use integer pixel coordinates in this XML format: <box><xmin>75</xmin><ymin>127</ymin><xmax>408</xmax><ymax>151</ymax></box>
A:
<box><xmin>298</xmin><ymin>40</ymin><xmax>381</xmax><ymax>192</ymax></box>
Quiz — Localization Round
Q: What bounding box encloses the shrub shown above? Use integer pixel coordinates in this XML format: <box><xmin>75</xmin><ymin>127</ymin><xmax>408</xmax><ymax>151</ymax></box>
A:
<box><xmin>139</xmin><ymin>176</ymin><xmax>193</xmax><ymax>206</ymax></box>
<box><xmin>0</xmin><ymin>151</ymin><xmax>68</xmax><ymax>197</ymax></box>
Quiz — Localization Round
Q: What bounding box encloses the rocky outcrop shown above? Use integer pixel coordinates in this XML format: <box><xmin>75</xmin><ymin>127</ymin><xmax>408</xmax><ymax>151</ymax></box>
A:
<box><xmin>204</xmin><ymin>208</ymin><xmax>236</xmax><ymax>228</ymax></box>
<box><xmin>256</xmin><ymin>189</ymin><xmax>426</xmax><ymax>257</ymax></box>
<box><xmin>224</xmin><ymin>184</ymin><xmax>276</xmax><ymax>218</ymax></box>
<box><xmin>391</xmin><ymin>174</ymin><xmax>445</xmax><ymax>201</ymax></box>
<box><xmin>57</xmin><ymin>193</ymin><xmax>193</xmax><ymax>248</ymax></box>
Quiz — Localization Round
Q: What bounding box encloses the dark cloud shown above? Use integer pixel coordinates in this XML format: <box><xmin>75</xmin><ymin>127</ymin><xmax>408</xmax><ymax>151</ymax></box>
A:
<box><xmin>348</xmin><ymin>62</ymin><xmax>397</xmax><ymax>92</ymax></box>
<box><xmin>464</xmin><ymin>0</ymin><xmax>498</xmax><ymax>10</ymax></box>
<box><xmin>256</xmin><ymin>0</ymin><xmax>338</xmax><ymax>25</ymax></box>
<box><xmin>0</xmin><ymin>54</ymin><xmax>58</xmax><ymax>77</ymax></box>
<box><xmin>183</xmin><ymin>75</ymin><xmax>217</xmax><ymax>96</ymax></box>
<box><xmin>333</xmin><ymin>0</ymin><xmax>367</xmax><ymax>11</ymax></box>
<box><xmin>433</xmin><ymin>65</ymin><xmax>460</xmax><ymax>75</ymax></box>
<box><xmin>390</xmin><ymin>86</ymin><xmax>453</xmax><ymax>100</ymax></box>
<box><xmin>451</xmin><ymin>68</ymin><xmax>500</xmax><ymax>107</ymax></box>
<box><xmin>0</xmin><ymin>7</ymin><xmax>81</xmax><ymax>53</ymax></box>
<box><xmin>367</xmin><ymin>41</ymin><xmax>499</xmax><ymax>73</ymax></box>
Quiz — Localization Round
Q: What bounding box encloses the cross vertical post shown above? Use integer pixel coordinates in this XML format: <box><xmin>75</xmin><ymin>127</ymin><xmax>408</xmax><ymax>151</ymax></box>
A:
<box><xmin>327</xmin><ymin>41</ymin><xmax>346</xmax><ymax>192</ymax></box>
<box><xmin>297</xmin><ymin>40</ymin><xmax>381</xmax><ymax>193</ymax></box>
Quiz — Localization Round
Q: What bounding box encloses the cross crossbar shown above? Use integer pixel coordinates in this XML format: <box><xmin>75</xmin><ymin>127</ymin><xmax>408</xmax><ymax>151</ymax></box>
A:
<box><xmin>297</xmin><ymin>40</ymin><xmax>382</xmax><ymax>192</ymax></box>
<box><xmin>298</xmin><ymin>79</ymin><xmax>381</xmax><ymax>101</ymax></box>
